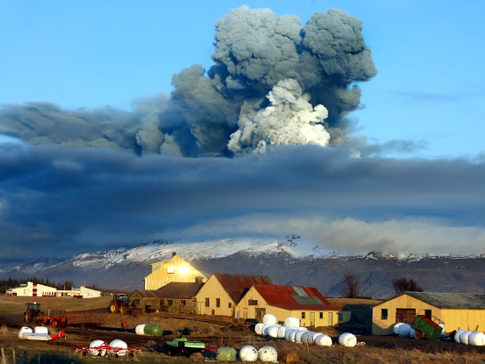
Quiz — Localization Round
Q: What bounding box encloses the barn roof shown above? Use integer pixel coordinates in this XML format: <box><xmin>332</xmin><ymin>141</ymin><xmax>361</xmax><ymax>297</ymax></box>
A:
<box><xmin>155</xmin><ymin>282</ymin><xmax>204</xmax><ymax>299</ymax></box>
<box><xmin>405</xmin><ymin>292</ymin><xmax>485</xmax><ymax>309</ymax></box>
<box><xmin>213</xmin><ymin>273</ymin><xmax>272</xmax><ymax>303</ymax></box>
<box><xmin>253</xmin><ymin>285</ymin><xmax>342</xmax><ymax>311</ymax></box>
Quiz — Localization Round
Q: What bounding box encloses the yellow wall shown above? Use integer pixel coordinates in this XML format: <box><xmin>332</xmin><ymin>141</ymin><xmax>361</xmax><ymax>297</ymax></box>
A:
<box><xmin>194</xmin><ymin>275</ymin><xmax>235</xmax><ymax>316</ymax></box>
<box><xmin>441</xmin><ymin>309</ymin><xmax>485</xmax><ymax>332</ymax></box>
<box><xmin>236</xmin><ymin>287</ymin><xmax>340</xmax><ymax>327</ymax></box>
<box><xmin>372</xmin><ymin>294</ymin><xmax>485</xmax><ymax>335</ymax></box>
<box><xmin>144</xmin><ymin>255</ymin><xmax>206</xmax><ymax>290</ymax></box>
<box><xmin>372</xmin><ymin>294</ymin><xmax>440</xmax><ymax>335</ymax></box>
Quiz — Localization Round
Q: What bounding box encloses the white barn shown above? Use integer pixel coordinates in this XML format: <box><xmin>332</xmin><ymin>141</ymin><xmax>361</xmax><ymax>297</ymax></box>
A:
<box><xmin>6</xmin><ymin>281</ymin><xmax>101</xmax><ymax>298</ymax></box>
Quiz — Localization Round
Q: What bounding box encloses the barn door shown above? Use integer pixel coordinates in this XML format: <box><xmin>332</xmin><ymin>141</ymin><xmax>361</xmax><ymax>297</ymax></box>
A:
<box><xmin>255</xmin><ymin>308</ymin><xmax>266</xmax><ymax>322</ymax></box>
<box><xmin>396</xmin><ymin>309</ymin><xmax>416</xmax><ymax>323</ymax></box>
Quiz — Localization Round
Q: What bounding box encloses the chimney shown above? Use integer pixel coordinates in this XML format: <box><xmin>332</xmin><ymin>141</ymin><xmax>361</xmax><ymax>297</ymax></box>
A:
<box><xmin>172</xmin><ymin>252</ymin><xmax>177</xmax><ymax>257</ymax></box>
<box><xmin>195</xmin><ymin>276</ymin><xmax>203</xmax><ymax>284</ymax></box>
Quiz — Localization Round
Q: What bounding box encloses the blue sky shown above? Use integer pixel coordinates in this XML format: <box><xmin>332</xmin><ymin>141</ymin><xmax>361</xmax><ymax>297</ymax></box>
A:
<box><xmin>1</xmin><ymin>1</ymin><xmax>485</xmax><ymax>261</ymax></box>
<box><xmin>1</xmin><ymin>0</ymin><xmax>484</xmax><ymax>158</ymax></box>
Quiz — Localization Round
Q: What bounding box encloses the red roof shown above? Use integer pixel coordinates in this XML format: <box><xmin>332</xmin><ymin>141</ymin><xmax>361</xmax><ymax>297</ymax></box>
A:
<box><xmin>213</xmin><ymin>273</ymin><xmax>272</xmax><ymax>303</ymax></box>
<box><xmin>252</xmin><ymin>285</ymin><xmax>342</xmax><ymax>311</ymax></box>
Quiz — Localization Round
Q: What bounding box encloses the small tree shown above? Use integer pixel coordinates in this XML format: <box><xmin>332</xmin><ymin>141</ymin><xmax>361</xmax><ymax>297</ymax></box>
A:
<box><xmin>392</xmin><ymin>277</ymin><xmax>423</xmax><ymax>294</ymax></box>
<box><xmin>340</xmin><ymin>272</ymin><xmax>362</xmax><ymax>298</ymax></box>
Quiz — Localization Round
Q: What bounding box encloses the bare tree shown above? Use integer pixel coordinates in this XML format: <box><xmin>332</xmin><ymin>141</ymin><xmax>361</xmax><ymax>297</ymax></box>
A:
<box><xmin>340</xmin><ymin>272</ymin><xmax>362</xmax><ymax>298</ymax></box>
<box><xmin>392</xmin><ymin>277</ymin><xmax>424</xmax><ymax>294</ymax></box>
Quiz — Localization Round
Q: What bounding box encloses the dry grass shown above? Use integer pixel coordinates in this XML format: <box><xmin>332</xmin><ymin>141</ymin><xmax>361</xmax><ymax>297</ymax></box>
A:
<box><xmin>0</xmin><ymin>295</ymin><xmax>112</xmax><ymax>314</ymax></box>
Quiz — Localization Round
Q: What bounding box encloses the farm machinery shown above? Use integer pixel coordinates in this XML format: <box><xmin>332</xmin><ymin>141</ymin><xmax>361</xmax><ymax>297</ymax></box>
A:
<box><xmin>108</xmin><ymin>293</ymin><xmax>131</xmax><ymax>314</ymax></box>
<box><xmin>23</xmin><ymin>302</ymin><xmax>43</xmax><ymax>324</ymax></box>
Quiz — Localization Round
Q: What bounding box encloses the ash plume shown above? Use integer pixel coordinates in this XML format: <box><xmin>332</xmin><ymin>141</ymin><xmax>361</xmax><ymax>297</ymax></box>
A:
<box><xmin>0</xmin><ymin>6</ymin><xmax>376</xmax><ymax>156</ymax></box>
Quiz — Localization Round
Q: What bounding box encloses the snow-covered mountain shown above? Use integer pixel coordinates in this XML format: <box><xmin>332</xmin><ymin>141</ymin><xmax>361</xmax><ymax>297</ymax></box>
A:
<box><xmin>2</xmin><ymin>237</ymin><xmax>485</xmax><ymax>298</ymax></box>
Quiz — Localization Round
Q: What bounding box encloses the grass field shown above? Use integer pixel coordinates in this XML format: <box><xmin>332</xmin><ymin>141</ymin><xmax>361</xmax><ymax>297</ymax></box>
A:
<box><xmin>1</xmin><ymin>296</ymin><xmax>485</xmax><ymax>363</ymax></box>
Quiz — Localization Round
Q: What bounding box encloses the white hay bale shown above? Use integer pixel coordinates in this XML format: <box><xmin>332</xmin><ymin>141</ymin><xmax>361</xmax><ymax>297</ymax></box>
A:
<box><xmin>277</xmin><ymin>325</ymin><xmax>286</xmax><ymax>338</ymax></box>
<box><xmin>258</xmin><ymin>345</ymin><xmax>278</xmax><ymax>363</ymax></box>
<box><xmin>284</xmin><ymin>316</ymin><xmax>300</xmax><ymax>328</ymax></box>
<box><xmin>315</xmin><ymin>334</ymin><xmax>332</xmax><ymax>347</ymax></box>
<box><xmin>109</xmin><ymin>339</ymin><xmax>128</xmax><ymax>357</ymax></box>
<box><xmin>18</xmin><ymin>327</ymin><xmax>33</xmax><ymax>338</ymax></box>
<box><xmin>89</xmin><ymin>340</ymin><xmax>107</xmax><ymax>356</ymax></box>
<box><xmin>266</xmin><ymin>325</ymin><xmax>280</xmax><ymax>338</ymax></box>
<box><xmin>263</xmin><ymin>314</ymin><xmax>277</xmax><ymax>325</ymax></box>
<box><xmin>408</xmin><ymin>327</ymin><xmax>415</xmax><ymax>338</ymax></box>
<box><xmin>438</xmin><ymin>323</ymin><xmax>446</xmax><ymax>337</ymax></box>
<box><xmin>239</xmin><ymin>345</ymin><xmax>258</xmax><ymax>362</ymax></box>
<box><xmin>338</xmin><ymin>333</ymin><xmax>357</xmax><ymax>347</ymax></box>
<box><xmin>459</xmin><ymin>331</ymin><xmax>471</xmax><ymax>345</ymax></box>
<box><xmin>393</xmin><ymin>322</ymin><xmax>404</xmax><ymax>335</ymax></box>
<box><xmin>454</xmin><ymin>329</ymin><xmax>465</xmax><ymax>343</ymax></box>
<box><xmin>301</xmin><ymin>331</ymin><xmax>313</xmax><ymax>344</ymax></box>
<box><xmin>135</xmin><ymin>324</ymin><xmax>146</xmax><ymax>335</ymax></box>
<box><xmin>398</xmin><ymin>324</ymin><xmax>411</xmax><ymax>338</ymax></box>
<box><xmin>289</xmin><ymin>329</ymin><xmax>300</xmax><ymax>342</ymax></box>
<box><xmin>34</xmin><ymin>326</ymin><xmax>48</xmax><ymax>334</ymax></box>
<box><xmin>469</xmin><ymin>332</ymin><xmax>485</xmax><ymax>346</ymax></box>
<box><xmin>295</xmin><ymin>330</ymin><xmax>307</xmax><ymax>344</ymax></box>
<box><xmin>254</xmin><ymin>323</ymin><xmax>265</xmax><ymax>335</ymax></box>
<box><xmin>284</xmin><ymin>328</ymin><xmax>297</xmax><ymax>341</ymax></box>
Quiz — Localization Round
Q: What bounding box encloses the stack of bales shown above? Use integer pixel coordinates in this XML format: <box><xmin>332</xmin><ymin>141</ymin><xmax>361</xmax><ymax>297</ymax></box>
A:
<box><xmin>454</xmin><ymin>330</ymin><xmax>485</xmax><ymax>346</ymax></box>
<box><xmin>254</xmin><ymin>314</ymin><xmax>358</xmax><ymax>348</ymax></box>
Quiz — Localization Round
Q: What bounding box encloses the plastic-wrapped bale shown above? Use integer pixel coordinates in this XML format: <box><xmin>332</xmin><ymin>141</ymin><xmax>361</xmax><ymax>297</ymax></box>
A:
<box><xmin>285</xmin><ymin>316</ymin><xmax>299</xmax><ymax>328</ymax></box>
<box><xmin>258</xmin><ymin>346</ymin><xmax>278</xmax><ymax>363</ymax></box>
<box><xmin>301</xmin><ymin>331</ymin><xmax>314</xmax><ymax>344</ymax></box>
<box><xmin>263</xmin><ymin>314</ymin><xmax>277</xmax><ymax>325</ymax></box>
<box><xmin>135</xmin><ymin>324</ymin><xmax>146</xmax><ymax>335</ymax></box>
<box><xmin>439</xmin><ymin>323</ymin><xmax>446</xmax><ymax>337</ymax></box>
<box><xmin>408</xmin><ymin>327</ymin><xmax>415</xmax><ymax>338</ymax></box>
<box><xmin>277</xmin><ymin>325</ymin><xmax>286</xmax><ymax>338</ymax></box>
<box><xmin>338</xmin><ymin>333</ymin><xmax>357</xmax><ymax>347</ymax></box>
<box><xmin>295</xmin><ymin>330</ymin><xmax>308</xmax><ymax>344</ymax></box>
<box><xmin>284</xmin><ymin>328</ymin><xmax>297</xmax><ymax>341</ymax></box>
<box><xmin>109</xmin><ymin>339</ymin><xmax>128</xmax><ymax>357</ymax></box>
<box><xmin>469</xmin><ymin>332</ymin><xmax>485</xmax><ymax>346</ymax></box>
<box><xmin>216</xmin><ymin>347</ymin><xmax>237</xmax><ymax>362</ymax></box>
<box><xmin>34</xmin><ymin>326</ymin><xmax>49</xmax><ymax>334</ymax></box>
<box><xmin>289</xmin><ymin>329</ymin><xmax>300</xmax><ymax>342</ymax></box>
<box><xmin>459</xmin><ymin>331</ymin><xmax>471</xmax><ymax>345</ymax></box>
<box><xmin>314</xmin><ymin>334</ymin><xmax>332</xmax><ymax>347</ymax></box>
<box><xmin>393</xmin><ymin>322</ymin><xmax>404</xmax><ymax>335</ymax></box>
<box><xmin>398</xmin><ymin>324</ymin><xmax>411</xmax><ymax>338</ymax></box>
<box><xmin>454</xmin><ymin>329</ymin><xmax>465</xmax><ymax>343</ymax></box>
<box><xmin>255</xmin><ymin>323</ymin><xmax>265</xmax><ymax>335</ymax></box>
<box><xmin>18</xmin><ymin>327</ymin><xmax>33</xmax><ymax>338</ymax></box>
<box><xmin>89</xmin><ymin>340</ymin><xmax>107</xmax><ymax>356</ymax></box>
<box><xmin>265</xmin><ymin>325</ymin><xmax>280</xmax><ymax>338</ymax></box>
<box><xmin>144</xmin><ymin>323</ymin><xmax>163</xmax><ymax>336</ymax></box>
<box><xmin>239</xmin><ymin>345</ymin><xmax>258</xmax><ymax>362</ymax></box>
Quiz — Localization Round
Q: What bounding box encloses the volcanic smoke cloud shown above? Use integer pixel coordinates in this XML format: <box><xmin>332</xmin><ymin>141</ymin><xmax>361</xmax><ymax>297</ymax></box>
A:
<box><xmin>0</xmin><ymin>6</ymin><xmax>376</xmax><ymax>156</ymax></box>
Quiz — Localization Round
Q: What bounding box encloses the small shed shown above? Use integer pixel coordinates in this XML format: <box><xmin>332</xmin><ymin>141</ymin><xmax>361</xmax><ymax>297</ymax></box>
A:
<box><xmin>236</xmin><ymin>284</ymin><xmax>342</xmax><ymax>327</ymax></box>
<box><xmin>372</xmin><ymin>292</ymin><xmax>485</xmax><ymax>335</ymax></box>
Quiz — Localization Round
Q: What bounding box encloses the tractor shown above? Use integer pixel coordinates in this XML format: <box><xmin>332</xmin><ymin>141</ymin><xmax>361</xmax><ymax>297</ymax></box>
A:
<box><xmin>23</xmin><ymin>301</ymin><xmax>43</xmax><ymax>324</ymax></box>
<box><xmin>108</xmin><ymin>293</ymin><xmax>130</xmax><ymax>314</ymax></box>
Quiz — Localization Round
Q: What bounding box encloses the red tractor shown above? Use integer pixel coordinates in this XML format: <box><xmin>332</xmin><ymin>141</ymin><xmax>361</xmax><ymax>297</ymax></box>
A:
<box><xmin>108</xmin><ymin>293</ymin><xmax>131</xmax><ymax>314</ymax></box>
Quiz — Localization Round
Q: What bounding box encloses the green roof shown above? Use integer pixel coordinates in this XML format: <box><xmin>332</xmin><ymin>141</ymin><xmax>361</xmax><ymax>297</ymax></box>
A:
<box><xmin>405</xmin><ymin>292</ymin><xmax>485</xmax><ymax>309</ymax></box>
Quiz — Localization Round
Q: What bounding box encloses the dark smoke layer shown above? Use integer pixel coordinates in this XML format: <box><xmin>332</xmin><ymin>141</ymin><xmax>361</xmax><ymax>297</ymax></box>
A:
<box><xmin>0</xmin><ymin>6</ymin><xmax>376</xmax><ymax>157</ymax></box>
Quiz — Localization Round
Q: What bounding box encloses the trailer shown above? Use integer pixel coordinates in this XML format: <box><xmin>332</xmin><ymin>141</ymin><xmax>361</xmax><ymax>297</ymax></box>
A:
<box><xmin>412</xmin><ymin>315</ymin><xmax>443</xmax><ymax>340</ymax></box>
<box><xmin>164</xmin><ymin>338</ymin><xmax>216</xmax><ymax>357</ymax></box>
<box><xmin>42</xmin><ymin>310</ymin><xmax>101</xmax><ymax>329</ymax></box>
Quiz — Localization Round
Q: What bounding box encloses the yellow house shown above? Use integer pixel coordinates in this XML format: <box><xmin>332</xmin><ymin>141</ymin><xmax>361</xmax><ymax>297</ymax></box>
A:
<box><xmin>373</xmin><ymin>292</ymin><xmax>485</xmax><ymax>335</ymax></box>
<box><xmin>144</xmin><ymin>252</ymin><xmax>206</xmax><ymax>290</ymax></box>
<box><xmin>195</xmin><ymin>273</ymin><xmax>272</xmax><ymax>316</ymax></box>
<box><xmin>236</xmin><ymin>284</ymin><xmax>342</xmax><ymax>327</ymax></box>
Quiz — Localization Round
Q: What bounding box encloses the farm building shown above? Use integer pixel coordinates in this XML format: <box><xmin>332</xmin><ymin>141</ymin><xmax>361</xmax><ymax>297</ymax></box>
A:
<box><xmin>327</xmin><ymin>297</ymin><xmax>383</xmax><ymax>334</ymax></box>
<box><xmin>6</xmin><ymin>281</ymin><xmax>101</xmax><ymax>298</ymax></box>
<box><xmin>144</xmin><ymin>252</ymin><xmax>206</xmax><ymax>290</ymax></box>
<box><xmin>130</xmin><ymin>281</ymin><xmax>204</xmax><ymax>314</ymax></box>
<box><xmin>195</xmin><ymin>273</ymin><xmax>272</xmax><ymax>317</ymax></box>
<box><xmin>372</xmin><ymin>292</ymin><xmax>485</xmax><ymax>335</ymax></box>
<box><xmin>236</xmin><ymin>284</ymin><xmax>342</xmax><ymax>327</ymax></box>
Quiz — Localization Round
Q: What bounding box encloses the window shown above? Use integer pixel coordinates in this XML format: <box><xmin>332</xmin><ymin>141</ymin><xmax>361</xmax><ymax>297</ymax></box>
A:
<box><xmin>167</xmin><ymin>300</ymin><xmax>173</xmax><ymax>306</ymax></box>
<box><xmin>381</xmin><ymin>308</ymin><xmax>388</xmax><ymax>320</ymax></box>
<box><xmin>205</xmin><ymin>298</ymin><xmax>210</xmax><ymax>307</ymax></box>
<box><xmin>216</xmin><ymin>298</ymin><xmax>221</xmax><ymax>307</ymax></box>
<box><xmin>228</xmin><ymin>302</ymin><xmax>232</xmax><ymax>308</ymax></box>
<box><xmin>248</xmin><ymin>299</ymin><xmax>258</xmax><ymax>305</ymax></box>
<box><xmin>301</xmin><ymin>312</ymin><xmax>306</xmax><ymax>319</ymax></box>
<box><xmin>425</xmin><ymin>309</ymin><xmax>432</xmax><ymax>319</ymax></box>
<box><xmin>167</xmin><ymin>266</ymin><xmax>175</xmax><ymax>274</ymax></box>
<box><xmin>181</xmin><ymin>300</ymin><xmax>186</xmax><ymax>306</ymax></box>
<box><xmin>319</xmin><ymin>312</ymin><xmax>323</xmax><ymax>319</ymax></box>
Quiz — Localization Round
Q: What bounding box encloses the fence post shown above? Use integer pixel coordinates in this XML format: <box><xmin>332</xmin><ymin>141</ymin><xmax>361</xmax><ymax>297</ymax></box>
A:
<box><xmin>1</xmin><ymin>347</ymin><xmax>6</xmax><ymax>364</ymax></box>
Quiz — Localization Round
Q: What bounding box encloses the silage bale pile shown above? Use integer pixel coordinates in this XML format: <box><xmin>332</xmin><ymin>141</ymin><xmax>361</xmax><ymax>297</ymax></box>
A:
<box><xmin>454</xmin><ymin>329</ymin><xmax>485</xmax><ymax>346</ymax></box>
<box><xmin>253</xmin><ymin>314</ymin><xmax>360</xmax><ymax>347</ymax></box>
<box><xmin>393</xmin><ymin>322</ymin><xmax>416</xmax><ymax>338</ymax></box>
